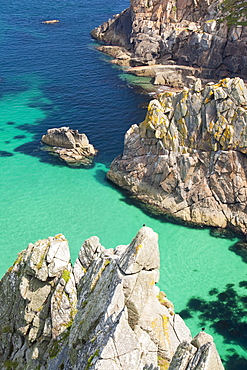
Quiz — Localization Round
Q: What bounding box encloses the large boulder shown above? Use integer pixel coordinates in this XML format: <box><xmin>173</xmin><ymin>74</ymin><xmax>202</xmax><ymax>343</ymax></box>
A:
<box><xmin>41</xmin><ymin>127</ymin><xmax>97</xmax><ymax>167</ymax></box>
<box><xmin>107</xmin><ymin>77</ymin><xmax>247</xmax><ymax>235</ymax></box>
<box><xmin>0</xmin><ymin>227</ymin><xmax>224</xmax><ymax>369</ymax></box>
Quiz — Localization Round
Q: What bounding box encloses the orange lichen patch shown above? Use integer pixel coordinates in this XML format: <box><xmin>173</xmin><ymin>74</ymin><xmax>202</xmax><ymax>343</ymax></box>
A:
<box><xmin>204</xmin><ymin>90</ymin><xmax>214</xmax><ymax>104</ymax></box>
<box><xmin>158</xmin><ymin>356</ymin><xmax>170</xmax><ymax>370</ymax></box>
<box><xmin>157</xmin><ymin>291</ymin><xmax>166</xmax><ymax>300</ymax></box>
<box><xmin>135</xmin><ymin>244</ymin><xmax>143</xmax><ymax>254</ymax></box>
<box><xmin>150</xmin><ymin>317</ymin><xmax>168</xmax><ymax>347</ymax></box>
<box><xmin>151</xmin><ymin>318</ymin><xmax>158</xmax><ymax>330</ymax></box>
<box><xmin>162</xmin><ymin>315</ymin><xmax>171</xmax><ymax>346</ymax></box>
<box><xmin>208</xmin><ymin>121</ymin><xmax>214</xmax><ymax>132</ymax></box>
<box><xmin>157</xmin><ymin>291</ymin><xmax>174</xmax><ymax>313</ymax></box>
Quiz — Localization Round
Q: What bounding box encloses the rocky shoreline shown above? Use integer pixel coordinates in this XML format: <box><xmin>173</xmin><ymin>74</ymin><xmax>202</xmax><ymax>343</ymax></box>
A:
<box><xmin>0</xmin><ymin>227</ymin><xmax>225</xmax><ymax>369</ymax></box>
<box><xmin>107</xmin><ymin>77</ymin><xmax>247</xmax><ymax>236</ymax></box>
<box><xmin>91</xmin><ymin>0</ymin><xmax>247</xmax><ymax>89</ymax></box>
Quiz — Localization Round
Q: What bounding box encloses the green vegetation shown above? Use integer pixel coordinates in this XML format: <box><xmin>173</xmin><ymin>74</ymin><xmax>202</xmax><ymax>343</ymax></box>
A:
<box><xmin>220</xmin><ymin>0</ymin><xmax>247</xmax><ymax>26</ymax></box>
<box><xmin>61</xmin><ymin>269</ymin><xmax>70</xmax><ymax>283</ymax></box>
<box><xmin>3</xmin><ymin>360</ymin><xmax>18</xmax><ymax>369</ymax></box>
<box><xmin>37</xmin><ymin>253</ymin><xmax>46</xmax><ymax>269</ymax></box>
<box><xmin>13</xmin><ymin>251</ymin><xmax>24</xmax><ymax>267</ymax></box>
<box><xmin>85</xmin><ymin>350</ymin><xmax>99</xmax><ymax>370</ymax></box>
<box><xmin>49</xmin><ymin>340</ymin><xmax>60</xmax><ymax>359</ymax></box>
<box><xmin>0</xmin><ymin>325</ymin><xmax>12</xmax><ymax>334</ymax></box>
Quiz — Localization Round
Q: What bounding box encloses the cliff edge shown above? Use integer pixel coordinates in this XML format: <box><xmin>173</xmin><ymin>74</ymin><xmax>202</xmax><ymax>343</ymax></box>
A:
<box><xmin>0</xmin><ymin>228</ymin><xmax>224</xmax><ymax>369</ymax></box>
<box><xmin>107</xmin><ymin>77</ymin><xmax>247</xmax><ymax>236</ymax></box>
<box><xmin>91</xmin><ymin>0</ymin><xmax>247</xmax><ymax>86</ymax></box>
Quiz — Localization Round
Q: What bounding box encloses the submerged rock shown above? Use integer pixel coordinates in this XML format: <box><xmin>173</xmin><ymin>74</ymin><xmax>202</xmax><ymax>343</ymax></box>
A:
<box><xmin>0</xmin><ymin>227</ymin><xmax>224</xmax><ymax>369</ymax></box>
<box><xmin>107</xmin><ymin>77</ymin><xmax>247</xmax><ymax>235</ymax></box>
<box><xmin>41</xmin><ymin>127</ymin><xmax>97</xmax><ymax>167</ymax></box>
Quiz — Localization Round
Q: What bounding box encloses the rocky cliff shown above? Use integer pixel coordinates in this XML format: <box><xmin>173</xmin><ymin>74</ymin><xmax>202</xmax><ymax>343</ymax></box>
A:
<box><xmin>107</xmin><ymin>77</ymin><xmax>247</xmax><ymax>236</ymax></box>
<box><xmin>0</xmin><ymin>227</ymin><xmax>224</xmax><ymax>369</ymax></box>
<box><xmin>91</xmin><ymin>0</ymin><xmax>247</xmax><ymax>85</ymax></box>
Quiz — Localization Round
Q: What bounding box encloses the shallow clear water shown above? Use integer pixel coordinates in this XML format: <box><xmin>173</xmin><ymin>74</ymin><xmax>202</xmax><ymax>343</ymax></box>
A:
<box><xmin>0</xmin><ymin>0</ymin><xmax>246</xmax><ymax>368</ymax></box>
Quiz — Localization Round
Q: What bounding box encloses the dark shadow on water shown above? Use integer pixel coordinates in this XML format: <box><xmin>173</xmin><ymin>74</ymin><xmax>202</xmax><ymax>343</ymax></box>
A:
<box><xmin>224</xmin><ymin>352</ymin><xmax>247</xmax><ymax>370</ymax></box>
<box><xmin>93</xmin><ymin>168</ymin><xmax>110</xmax><ymax>187</ymax></box>
<box><xmin>229</xmin><ymin>240</ymin><xmax>247</xmax><ymax>264</ymax></box>
<box><xmin>27</xmin><ymin>99</ymin><xmax>55</xmax><ymax>112</ymax></box>
<box><xmin>14</xmin><ymin>135</ymin><xmax>26</xmax><ymax>140</ymax></box>
<box><xmin>210</xmin><ymin>227</ymin><xmax>237</xmax><ymax>240</ymax></box>
<box><xmin>239</xmin><ymin>281</ymin><xmax>247</xmax><ymax>288</ymax></box>
<box><xmin>14</xmin><ymin>141</ymin><xmax>65</xmax><ymax>167</ymax></box>
<box><xmin>179</xmin><ymin>283</ymin><xmax>247</xmax><ymax>369</ymax></box>
<box><xmin>0</xmin><ymin>150</ymin><xmax>14</xmax><ymax>157</ymax></box>
<box><xmin>178</xmin><ymin>309</ymin><xmax>192</xmax><ymax>320</ymax></box>
<box><xmin>14</xmin><ymin>140</ymin><xmax>97</xmax><ymax>170</ymax></box>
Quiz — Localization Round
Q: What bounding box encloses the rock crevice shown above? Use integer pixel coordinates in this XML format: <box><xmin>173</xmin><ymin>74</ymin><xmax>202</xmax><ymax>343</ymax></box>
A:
<box><xmin>0</xmin><ymin>227</ymin><xmax>224</xmax><ymax>369</ymax></box>
<box><xmin>107</xmin><ymin>77</ymin><xmax>247</xmax><ymax>235</ymax></box>
<box><xmin>91</xmin><ymin>0</ymin><xmax>247</xmax><ymax>86</ymax></box>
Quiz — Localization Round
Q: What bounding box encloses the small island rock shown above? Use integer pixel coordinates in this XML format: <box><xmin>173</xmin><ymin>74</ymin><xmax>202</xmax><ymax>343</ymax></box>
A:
<box><xmin>42</xmin><ymin>20</ymin><xmax>59</xmax><ymax>24</ymax></box>
<box><xmin>41</xmin><ymin>126</ymin><xmax>98</xmax><ymax>167</ymax></box>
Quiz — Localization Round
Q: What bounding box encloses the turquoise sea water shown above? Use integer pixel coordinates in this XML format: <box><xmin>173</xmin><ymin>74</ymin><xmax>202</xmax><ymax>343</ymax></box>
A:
<box><xmin>0</xmin><ymin>1</ymin><xmax>246</xmax><ymax>368</ymax></box>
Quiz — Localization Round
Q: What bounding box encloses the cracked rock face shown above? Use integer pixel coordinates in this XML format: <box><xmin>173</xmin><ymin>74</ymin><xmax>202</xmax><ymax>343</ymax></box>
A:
<box><xmin>91</xmin><ymin>0</ymin><xmax>247</xmax><ymax>84</ymax></box>
<box><xmin>41</xmin><ymin>127</ymin><xmax>98</xmax><ymax>167</ymax></box>
<box><xmin>107</xmin><ymin>77</ymin><xmax>247</xmax><ymax>235</ymax></box>
<box><xmin>169</xmin><ymin>331</ymin><xmax>225</xmax><ymax>370</ymax></box>
<box><xmin>0</xmin><ymin>234</ymin><xmax>77</xmax><ymax>368</ymax></box>
<box><xmin>0</xmin><ymin>228</ymin><xmax>224</xmax><ymax>369</ymax></box>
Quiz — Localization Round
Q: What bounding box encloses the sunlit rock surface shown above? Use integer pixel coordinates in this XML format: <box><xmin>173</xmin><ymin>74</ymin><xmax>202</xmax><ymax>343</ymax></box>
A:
<box><xmin>107</xmin><ymin>77</ymin><xmax>247</xmax><ymax>235</ymax></box>
<box><xmin>41</xmin><ymin>126</ymin><xmax>97</xmax><ymax>167</ymax></box>
<box><xmin>0</xmin><ymin>228</ymin><xmax>224</xmax><ymax>369</ymax></box>
<box><xmin>91</xmin><ymin>0</ymin><xmax>247</xmax><ymax>85</ymax></box>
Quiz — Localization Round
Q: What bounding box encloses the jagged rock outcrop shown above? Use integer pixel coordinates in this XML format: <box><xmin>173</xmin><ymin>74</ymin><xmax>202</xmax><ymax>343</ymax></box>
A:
<box><xmin>91</xmin><ymin>0</ymin><xmax>247</xmax><ymax>86</ymax></box>
<box><xmin>0</xmin><ymin>227</ymin><xmax>224</xmax><ymax>369</ymax></box>
<box><xmin>41</xmin><ymin>127</ymin><xmax>97</xmax><ymax>167</ymax></box>
<box><xmin>0</xmin><ymin>234</ymin><xmax>77</xmax><ymax>369</ymax></box>
<box><xmin>169</xmin><ymin>332</ymin><xmax>224</xmax><ymax>370</ymax></box>
<box><xmin>107</xmin><ymin>77</ymin><xmax>247</xmax><ymax>235</ymax></box>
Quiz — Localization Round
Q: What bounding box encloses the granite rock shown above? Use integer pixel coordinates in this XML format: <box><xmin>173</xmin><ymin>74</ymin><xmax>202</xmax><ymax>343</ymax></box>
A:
<box><xmin>0</xmin><ymin>234</ymin><xmax>77</xmax><ymax>368</ymax></box>
<box><xmin>91</xmin><ymin>0</ymin><xmax>247</xmax><ymax>86</ymax></box>
<box><xmin>41</xmin><ymin>126</ymin><xmax>97</xmax><ymax>167</ymax></box>
<box><xmin>168</xmin><ymin>332</ymin><xmax>225</xmax><ymax>370</ymax></box>
<box><xmin>0</xmin><ymin>228</ymin><xmax>224</xmax><ymax>369</ymax></box>
<box><xmin>107</xmin><ymin>77</ymin><xmax>247</xmax><ymax>235</ymax></box>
